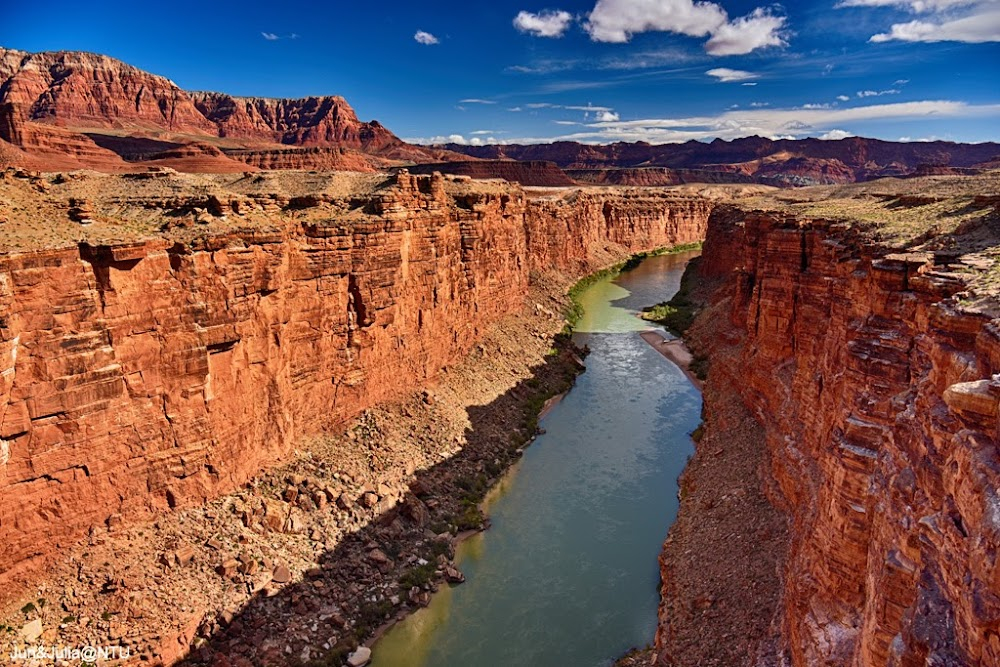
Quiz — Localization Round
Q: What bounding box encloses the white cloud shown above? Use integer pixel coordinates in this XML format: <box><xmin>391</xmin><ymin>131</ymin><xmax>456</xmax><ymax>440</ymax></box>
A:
<box><xmin>405</xmin><ymin>134</ymin><xmax>502</xmax><ymax>146</ymax></box>
<box><xmin>741</xmin><ymin>82</ymin><xmax>758</xmax><ymax>86</ymax></box>
<box><xmin>261</xmin><ymin>32</ymin><xmax>280</xmax><ymax>40</ymax></box>
<box><xmin>857</xmin><ymin>88</ymin><xmax>900</xmax><ymax>97</ymax></box>
<box><xmin>595</xmin><ymin>110</ymin><xmax>621</xmax><ymax>121</ymax></box>
<box><xmin>582</xmin><ymin>0</ymin><xmax>786</xmax><ymax>55</ymax></box>
<box><xmin>750</xmin><ymin>101</ymin><xmax>770</xmax><ymax>107</ymax></box>
<box><xmin>508</xmin><ymin>106</ymin><xmax>524</xmax><ymax>112</ymax></box>
<box><xmin>704</xmin><ymin>8</ymin><xmax>788</xmax><ymax>55</ymax></box>
<box><xmin>414</xmin><ymin>30</ymin><xmax>440</xmax><ymax>45</ymax></box>
<box><xmin>801</xmin><ymin>103</ymin><xmax>832</xmax><ymax>109</ymax></box>
<box><xmin>870</xmin><ymin>9</ymin><xmax>1000</xmax><ymax>42</ymax></box>
<box><xmin>513</xmin><ymin>10</ymin><xmax>574</xmax><ymax>37</ymax></box>
<box><xmin>819</xmin><ymin>129</ymin><xmax>855</xmax><ymax>139</ymax></box>
<box><xmin>838</xmin><ymin>0</ymin><xmax>1000</xmax><ymax>44</ymax></box>
<box><xmin>554</xmin><ymin>120</ymin><xmax>583</xmax><ymax>125</ymax></box>
<box><xmin>837</xmin><ymin>0</ymin><xmax>978</xmax><ymax>11</ymax></box>
<box><xmin>584</xmin><ymin>0</ymin><xmax>726</xmax><ymax>42</ymax></box>
<box><xmin>508</xmin><ymin>99</ymin><xmax>1000</xmax><ymax>144</ymax></box>
<box><xmin>706</xmin><ymin>67</ymin><xmax>759</xmax><ymax>82</ymax></box>
<box><xmin>837</xmin><ymin>95</ymin><xmax>851</xmax><ymax>101</ymax></box>
<box><xmin>459</xmin><ymin>98</ymin><xmax>497</xmax><ymax>104</ymax></box>
<box><xmin>565</xmin><ymin>104</ymin><xmax>614</xmax><ymax>111</ymax></box>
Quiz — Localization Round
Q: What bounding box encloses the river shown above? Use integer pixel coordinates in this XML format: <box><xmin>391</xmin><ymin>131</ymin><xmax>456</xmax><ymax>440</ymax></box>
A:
<box><xmin>370</xmin><ymin>251</ymin><xmax>702</xmax><ymax>667</ymax></box>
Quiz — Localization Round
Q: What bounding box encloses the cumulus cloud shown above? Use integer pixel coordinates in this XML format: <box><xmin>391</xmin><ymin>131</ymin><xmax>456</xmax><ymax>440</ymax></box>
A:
<box><xmin>706</xmin><ymin>67</ymin><xmax>759</xmax><ymax>82</ymax></box>
<box><xmin>414</xmin><ymin>30</ymin><xmax>440</xmax><ymax>45</ymax></box>
<box><xmin>514</xmin><ymin>10</ymin><xmax>574</xmax><ymax>37</ymax></box>
<box><xmin>837</xmin><ymin>95</ymin><xmax>851</xmax><ymax>101</ymax></box>
<box><xmin>820</xmin><ymin>129</ymin><xmax>855</xmax><ymax>139</ymax></box>
<box><xmin>261</xmin><ymin>32</ymin><xmax>280</xmax><ymax>40</ymax></box>
<box><xmin>838</xmin><ymin>0</ymin><xmax>1000</xmax><ymax>43</ymax></box>
<box><xmin>704</xmin><ymin>8</ymin><xmax>788</xmax><ymax>55</ymax></box>
<box><xmin>594</xmin><ymin>110</ymin><xmax>621</xmax><ymax>121</ymax></box>
<box><xmin>582</xmin><ymin>0</ymin><xmax>786</xmax><ymax>55</ymax></box>
<box><xmin>405</xmin><ymin>134</ymin><xmax>502</xmax><ymax>146</ymax></box>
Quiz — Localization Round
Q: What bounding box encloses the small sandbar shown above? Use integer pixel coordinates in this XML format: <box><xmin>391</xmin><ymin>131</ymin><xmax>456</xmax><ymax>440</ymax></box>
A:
<box><xmin>639</xmin><ymin>330</ymin><xmax>703</xmax><ymax>390</ymax></box>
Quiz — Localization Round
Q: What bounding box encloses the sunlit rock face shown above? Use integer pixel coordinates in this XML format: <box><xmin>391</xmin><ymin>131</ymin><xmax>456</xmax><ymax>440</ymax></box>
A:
<box><xmin>672</xmin><ymin>205</ymin><xmax>1000</xmax><ymax>665</ymax></box>
<box><xmin>0</xmin><ymin>171</ymin><xmax>710</xmax><ymax>585</ymax></box>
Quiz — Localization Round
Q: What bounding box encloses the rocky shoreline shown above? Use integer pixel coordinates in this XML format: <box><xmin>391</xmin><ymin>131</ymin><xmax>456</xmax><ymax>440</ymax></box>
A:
<box><xmin>0</xmin><ymin>276</ymin><xmax>588</xmax><ymax>667</ymax></box>
<box><xmin>652</xmin><ymin>261</ymin><xmax>790</xmax><ymax>667</ymax></box>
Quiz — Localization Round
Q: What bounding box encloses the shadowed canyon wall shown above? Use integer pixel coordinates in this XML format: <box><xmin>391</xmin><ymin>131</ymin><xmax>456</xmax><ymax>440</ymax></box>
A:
<box><xmin>674</xmin><ymin>206</ymin><xmax>1000</xmax><ymax>665</ymax></box>
<box><xmin>0</xmin><ymin>174</ymin><xmax>710</xmax><ymax>586</ymax></box>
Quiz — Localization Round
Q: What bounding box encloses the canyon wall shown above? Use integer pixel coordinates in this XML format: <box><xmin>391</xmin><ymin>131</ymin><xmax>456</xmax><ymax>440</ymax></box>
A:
<box><xmin>681</xmin><ymin>206</ymin><xmax>1000</xmax><ymax>665</ymax></box>
<box><xmin>0</xmin><ymin>174</ymin><xmax>710</xmax><ymax>587</ymax></box>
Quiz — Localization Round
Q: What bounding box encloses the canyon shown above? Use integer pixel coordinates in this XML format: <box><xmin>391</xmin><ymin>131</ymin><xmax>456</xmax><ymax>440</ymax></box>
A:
<box><xmin>658</xmin><ymin>173</ymin><xmax>1000</xmax><ymax>666</ymax></box>
<box><xmin>0</xmin><ymin>166</ymin><xmax>710</xmax><ymax>597</ymax></box>
<box><xmin>2</xmin><ymin>44</ymin><xmax>1000</xmax><ymax>667</ymax></box>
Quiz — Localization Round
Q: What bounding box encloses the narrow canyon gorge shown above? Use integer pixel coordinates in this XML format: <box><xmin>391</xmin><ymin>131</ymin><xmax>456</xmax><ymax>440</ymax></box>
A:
<box><xmin>3</xmin><ymin>164</ymin><xmax>1000</xmax><ymax>666</ymax></box>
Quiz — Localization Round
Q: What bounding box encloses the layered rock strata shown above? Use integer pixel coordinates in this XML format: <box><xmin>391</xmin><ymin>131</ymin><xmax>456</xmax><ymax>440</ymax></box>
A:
<box><xmin>0</xmin><ymin>172</ymin><xmax>710</xmax><ymax>588</ymax></box>
<box><xmin>663</xmin><ymin>202</ymin><xmax>1000</xmax><ymax>665</ymax></box>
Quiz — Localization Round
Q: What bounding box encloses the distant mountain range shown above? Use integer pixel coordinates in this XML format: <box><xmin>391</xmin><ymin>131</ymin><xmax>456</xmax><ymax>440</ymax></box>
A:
<box><xmin>438</xmin><ymin>138</ymin><xmax>1000</xmax><ymax>186</ymax></box>
<box><xmin>1</xmin><ymin>47</ymin><xmax>997</xmax><ymax>184</ymax></box>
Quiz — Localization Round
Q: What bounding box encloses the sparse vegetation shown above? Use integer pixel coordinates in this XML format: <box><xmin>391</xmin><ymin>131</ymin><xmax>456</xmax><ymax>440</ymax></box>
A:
<box><xmin>399</xmin><ymin>562</ymin><xmax>437</xmax><ymax>589</ymax></box>
<box><xmin>641</xmin><ymin>257</ymin><xmax>702</xmax><ymax>335</ymax></box>
<box><xmin>565</xmin><ymin>242</ymin><xmax>703</xmax><ymax>329</ymax></box>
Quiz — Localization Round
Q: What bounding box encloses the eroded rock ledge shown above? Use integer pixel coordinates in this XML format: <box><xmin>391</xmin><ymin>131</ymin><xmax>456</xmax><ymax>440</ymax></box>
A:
<box><xmin>659</xmin><ymin>175</ymin><xmax>1000</xmax><ymax>666</ymax></box>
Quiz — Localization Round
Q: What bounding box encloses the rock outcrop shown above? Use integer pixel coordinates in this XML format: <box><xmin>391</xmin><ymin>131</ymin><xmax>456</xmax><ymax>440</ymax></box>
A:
<box><xmin>663</xmin><ymin>196</ymin><xmax>1000</xmax><ymax>665</ymax></box>
<box><xmin>406</xmin><ymin>160</ymin><xmax>576</xmax><ymax>186</ymax></box>
<box><xmin>0</xmin><ymin>48</ymin><xmax>440</xmax><ymax>172</ymax></box>
<box><xmin>190</xmin><ymin>93</ymin><xmax>398</xmax><ymax>150</ymax></box>
<box><xmin>0</xmin><ymin>172</ymin><xmax>710</xmax><ymax>586</ymax></box>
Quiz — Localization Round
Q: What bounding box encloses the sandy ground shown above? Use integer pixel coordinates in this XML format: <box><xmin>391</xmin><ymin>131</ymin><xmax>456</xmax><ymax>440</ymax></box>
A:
<box><xmin>638</xmin><ymin>330</ymin><xmax>704</xmax><ymax>390</ymax></box>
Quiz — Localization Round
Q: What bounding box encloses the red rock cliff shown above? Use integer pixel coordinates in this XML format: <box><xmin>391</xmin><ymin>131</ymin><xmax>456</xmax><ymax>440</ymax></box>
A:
<box><xmin>679</xmin><ymin>205</ymin><xmax>1000</xmax><ymax>665</ymax></box>
<box><xmin>0</xmin><ymin>175</ymin><xmax>710</xmax><ymax>586</ymax></box>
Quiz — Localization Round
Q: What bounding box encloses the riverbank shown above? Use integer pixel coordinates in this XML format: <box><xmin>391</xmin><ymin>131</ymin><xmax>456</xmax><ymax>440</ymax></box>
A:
<box><xmin>638</xmin><ymin>331</ymin><xmax>703</xmax><ymax>391</ymax></box>
<box><xmin>653</xmin><ymin>263</ymin><xmax>789</xmax><ymax>667</ymax></box>
<box><xmin>2</xmin><ymin>246</ymin><xmax>704</xmax><ymax>667</ymax></box>
<box><xmin>371</xmin><ymin>249</ymin><xmax>702</xmax><ymax>667</ymax></box>
<box><xmin>0</xmin><ymin>277</ymin><xmax>586</xmax><ymax>667</ymax></box>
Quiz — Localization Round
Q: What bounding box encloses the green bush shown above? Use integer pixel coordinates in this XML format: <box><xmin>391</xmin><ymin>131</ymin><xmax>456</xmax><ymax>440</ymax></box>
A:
<box><xmin>399</xmin><ymin>562</ymin><xmax>437</xmax><ymax>589</ymax></box>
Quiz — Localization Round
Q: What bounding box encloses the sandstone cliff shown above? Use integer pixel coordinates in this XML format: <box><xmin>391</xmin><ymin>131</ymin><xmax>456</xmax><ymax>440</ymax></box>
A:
<box><xmin>0</xmin><ymin>170</ymin><xmax>710</xmax><ymax>586</ymax></box>
<box><xmin>661</xmin><ymin>174</ymin><xmax>1000</xmax><ymax>665</ymax></box>
<box><xmin>0</xmin><ymin>48</ymin><xmax>442</xmax><ymax>172</ymax></box>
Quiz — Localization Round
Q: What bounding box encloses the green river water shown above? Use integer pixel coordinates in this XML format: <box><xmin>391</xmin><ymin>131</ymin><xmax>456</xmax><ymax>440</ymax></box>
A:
<box><xmin>371</xmin><ymin>251</ymin><xmax>702</xmax><ymax>667</ymax></box>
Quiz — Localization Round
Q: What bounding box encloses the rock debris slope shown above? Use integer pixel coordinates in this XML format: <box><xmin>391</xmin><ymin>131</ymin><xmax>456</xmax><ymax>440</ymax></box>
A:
<box><xmin>0</xmin><ymin>168</ymin><xmax>711</xmax><ymax>589</ymax></box>
<box><xmin>660</xmin><ymin>173</ymin><xmax>1000</xmax><ymax>666</ymax></box>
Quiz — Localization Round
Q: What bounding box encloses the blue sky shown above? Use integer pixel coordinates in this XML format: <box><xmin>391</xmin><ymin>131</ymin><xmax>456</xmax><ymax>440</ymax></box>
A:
<box><xmin>4</xmin><ymin>0</ymin><xmax>999</xmax><ymax>145</ymax></box>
